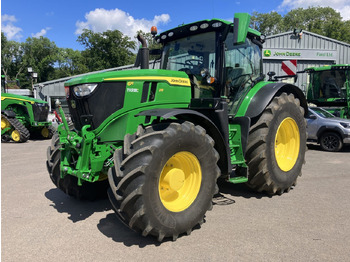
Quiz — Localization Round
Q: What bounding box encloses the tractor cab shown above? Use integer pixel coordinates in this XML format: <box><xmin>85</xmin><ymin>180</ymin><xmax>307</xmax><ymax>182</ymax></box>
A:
<box><xmin>306</xmin><ymin>65</ymin><xmax>350</xmax><ymax>118</ymax></box>
<box><xmin>155</xmin><ymin>17</ymin><xmax>264</xmax><ymax>114</ymax></box>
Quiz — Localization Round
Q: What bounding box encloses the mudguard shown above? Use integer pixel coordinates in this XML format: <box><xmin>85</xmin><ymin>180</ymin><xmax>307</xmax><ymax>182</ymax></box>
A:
<box><xmin>245</xmin><ymin>82</ymin><xmax>308</xmax><ymax>118</ymax></box>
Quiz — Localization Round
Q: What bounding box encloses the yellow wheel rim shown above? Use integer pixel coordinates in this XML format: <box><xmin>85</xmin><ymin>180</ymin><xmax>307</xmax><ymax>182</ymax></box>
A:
<box><xmin>1</xmin><ymin>117</ymin><xmax>11</xmax><ymax>130</ymax></box>
<box><xmin>159</xmin><ymin>151</ymin><xmax>202</xmax><ymax>212</ymax></box>
<box><xmin>11</xmin><ymin>130</ymin><xmax>21</xmax><ymax>142</ymax></box>
<box><xmin>274</xmin><ymin>117</ymin><xmax>300</xmax><ymax>172</ymax></box>
<box><xmin>41</xmin><ymin>127</ymin><xmax>49</xmax><ymax>138</ymax></box>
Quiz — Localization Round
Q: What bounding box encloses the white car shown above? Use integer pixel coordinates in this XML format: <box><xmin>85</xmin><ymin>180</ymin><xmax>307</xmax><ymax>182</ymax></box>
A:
<box><xmin>306</xmin><ymin>107</ymin><xmax>350</xmax><ymax>151</ymax></box>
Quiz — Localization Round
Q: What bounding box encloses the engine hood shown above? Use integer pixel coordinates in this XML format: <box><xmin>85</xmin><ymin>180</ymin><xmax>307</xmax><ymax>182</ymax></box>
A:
<box><xmin>64</xmin><ymin>69</ymin><xmax>191</xmax><ymax>87</ymax></box>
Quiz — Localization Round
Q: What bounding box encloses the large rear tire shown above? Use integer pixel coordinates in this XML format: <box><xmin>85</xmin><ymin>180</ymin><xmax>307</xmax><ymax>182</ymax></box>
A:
<box><xmin>46</xmin><ymin>134</ymin><xmax>109</xmax><ymax>200</ymax></box>
<box><xmin>108</xmin><ymin>121</ymin><xmax>220</xmax><ymax>241</ymax></box>
<box><xmin>244</xmin><ymin>93</ymin><xmax>306</xmax><ymax>195</ymax></box>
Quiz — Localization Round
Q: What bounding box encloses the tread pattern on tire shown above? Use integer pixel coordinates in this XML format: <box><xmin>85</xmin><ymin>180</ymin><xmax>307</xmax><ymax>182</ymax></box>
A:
<box><xmin>244</xmin><ymin>93</ymin><xmax>306</xmax><ymax>195</ymax></box>
<box><xmin>108</xmin><ymin>121</ymin><xmax>220</xmax><ymax>241</ymax></box>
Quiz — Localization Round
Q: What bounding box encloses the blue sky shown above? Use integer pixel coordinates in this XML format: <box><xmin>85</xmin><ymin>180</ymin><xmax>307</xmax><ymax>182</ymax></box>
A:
<box><xmin>2</xmin><ymin>0</ymin><xmax>350</xmax><ymax>51</ymax></box>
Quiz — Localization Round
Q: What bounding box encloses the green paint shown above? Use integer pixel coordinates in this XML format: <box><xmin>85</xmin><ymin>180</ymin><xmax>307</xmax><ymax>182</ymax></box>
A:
<box><xmin>228</xmin><ymin>176</ymin><xmax>248</xmax><ymax>184</ymax></box>
<box><xmin>1</xmin><ymin>92</ymin><xmax>52</xmax><ymax>139</ymax></box>
<box><xmin>306</xmin><ymin>64</ymin><xmax>349</xmax><ymax>119</ymax></box>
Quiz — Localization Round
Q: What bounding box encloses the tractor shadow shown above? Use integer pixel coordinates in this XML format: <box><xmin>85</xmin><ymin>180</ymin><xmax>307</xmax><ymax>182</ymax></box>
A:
<box><xmin>97</xmin><ymin>213</ymin><xmax>161</xmax><ymax>247</ymax></box>
<box><xmin>45</xmin><ymin>188</ymin><xmax>161</xmax><ymax>246</ymax></box>
<box><xmin>45</xmin><ymin>188</ymin><xmax>112</xmax><ymax>223</ymax></box>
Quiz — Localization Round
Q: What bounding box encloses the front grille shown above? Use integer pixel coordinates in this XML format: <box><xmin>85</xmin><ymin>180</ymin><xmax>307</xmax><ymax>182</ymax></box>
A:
<box><xmin>68</xmin><ymin>82</ymin><xmax>126</xmax><ymax>130</ymax></box>
<box><xmin>33</xmin><ymin>103</ymin><xmax>49</xmax><ymax>122</ymax></box>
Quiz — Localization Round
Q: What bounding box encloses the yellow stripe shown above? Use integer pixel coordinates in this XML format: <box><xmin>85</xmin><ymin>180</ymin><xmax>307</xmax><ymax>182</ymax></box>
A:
<box><xmin>104</xmin><ymin>76</ymin><xmax>191</xmax><ymax>87</ymax></box>
<box><xmin>1</xmin><ymin>97</ymin><xmax>35</xmax><ymax>104</ymax></box>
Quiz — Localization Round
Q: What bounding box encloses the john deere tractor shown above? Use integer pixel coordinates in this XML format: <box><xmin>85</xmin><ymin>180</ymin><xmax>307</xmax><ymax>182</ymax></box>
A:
<box><xmin>1</xmin><ymin>92</ymin><xmax>54</xmax><ymax>142</ymax></box>
<box><xmin>305</xmin><ymin>64</ymin><xmax>350</xmax><ymax>118</ymax></box>
<box><xmin>47</xmin><ymin>13</ymin><xmax>307</xmax><ymax>241</ymax></box>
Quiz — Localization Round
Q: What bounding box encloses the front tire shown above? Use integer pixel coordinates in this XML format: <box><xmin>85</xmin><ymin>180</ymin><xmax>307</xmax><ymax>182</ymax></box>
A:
<box><xmin>108</xmin><ymin>121</ymin><xmax>220</xmax><ymax>241</ymax></box>
<box><xmin>245</xmin><ymin>93</ymin><xmax>306</xmax><ymax>195</ymax></box>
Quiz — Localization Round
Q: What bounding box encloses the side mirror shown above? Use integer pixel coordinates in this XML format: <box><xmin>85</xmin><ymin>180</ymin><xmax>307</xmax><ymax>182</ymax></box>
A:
<box><xmin>309</xmin><ymin>114</ymin><xmax>317</xmax><ymax>120</ymax></box>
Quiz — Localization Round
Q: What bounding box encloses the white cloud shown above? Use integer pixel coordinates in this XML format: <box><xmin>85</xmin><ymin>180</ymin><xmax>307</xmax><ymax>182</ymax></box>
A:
<box><xmin>75</xmin><ymin>8</ymin><xmax>170</xmax><ymax>39</ymax></box>
<box><xmin>279</xmin><ymin>0</ymin><xmax>350</xmax><ymax>20</ymax></box>
<box><xmin>1</xmin><ymin>14</ymin><xmax>23</xmax><ymax>40</ymax></box>
<box><xmin>32</xmin><ymin>27</ymin><xmax>51</xmax><ymax>38</ymax></box>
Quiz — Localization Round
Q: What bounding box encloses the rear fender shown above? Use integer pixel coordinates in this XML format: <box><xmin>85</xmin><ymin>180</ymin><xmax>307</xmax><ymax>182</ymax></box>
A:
<box><xmin>244</xmin><ymin>82</ymin><xmax>308</xmax><ymax>118</ymax></box>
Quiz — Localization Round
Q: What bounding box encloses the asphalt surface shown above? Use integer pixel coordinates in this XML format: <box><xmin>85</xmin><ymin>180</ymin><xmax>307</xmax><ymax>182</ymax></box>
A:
<box><xmin>2</xmin><ymin>140</ymin><xmax>350</xmax><ymax>261</ymax></box>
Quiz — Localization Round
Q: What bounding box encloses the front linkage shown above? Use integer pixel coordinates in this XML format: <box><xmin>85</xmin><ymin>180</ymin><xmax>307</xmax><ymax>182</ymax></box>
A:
<box><xmin>56</xmin><ymin>102</ymin><xmax>118</xmax><ymax>186</ymax></box>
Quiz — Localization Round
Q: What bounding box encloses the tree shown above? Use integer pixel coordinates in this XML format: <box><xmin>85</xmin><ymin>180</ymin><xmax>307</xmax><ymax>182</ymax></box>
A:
<box><xmin>77</xmin><ymin>29</ymin><xmax>136</xmax><ymax>71</ymax></box>
<box><xmin>20</xmin><ymin>36</ymin><xmax>59</xmax><ymax>87</ymax></box>
<box><xmin>251</xmin><ymin>11</ymin><xmax>284</xmax><ymax>36</ymax></box>
<box><xmin>283</xmin><ymin>7</ymin><xmax>342</xmax><ymax>34</ymax></box>
<box><xmin>250</xmin><ymin>7</ymin><xmax>350</xmax><ymax>44</ymax></box>
<box><xmin>54</xmin><ymin>48</ymin><xmax>88</xmax><ymax>79</ymax></box>
<box><xmin>1</xmin><ymin>32</ymin><xmax>24</xmax><ymax>87</ymax></box>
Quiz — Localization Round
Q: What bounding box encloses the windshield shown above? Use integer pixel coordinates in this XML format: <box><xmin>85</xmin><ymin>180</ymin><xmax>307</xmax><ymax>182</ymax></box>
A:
<box><xmin>309</xmin><ymin>70</ymin><xmax>348</xmax><ymax>100</ymax></box>
<box><xmin>311</xmin><ymin>108</ymin><xmax>335</xmax><ymax>118</ymax></box>
<box><xmin>161</xmin><ymin>32</ymin><xmax>216</xmax><ymax>75</ymax></box>
<box><xmin>161</xmin><ymin>32</ymin><xmax>217</xmax><ymax>98</ymax></box>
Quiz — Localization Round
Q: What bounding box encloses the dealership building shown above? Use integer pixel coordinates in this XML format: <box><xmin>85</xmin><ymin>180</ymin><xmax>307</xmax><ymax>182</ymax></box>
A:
<box><xmin>34</xmin><ymin>29</ymin><xmax>350</xmax><ymax>109</ymax></box>
<box><xmin>262</xmin><ymin>29</ymin><xmax>350</xmax><ymax>91</ymax></box>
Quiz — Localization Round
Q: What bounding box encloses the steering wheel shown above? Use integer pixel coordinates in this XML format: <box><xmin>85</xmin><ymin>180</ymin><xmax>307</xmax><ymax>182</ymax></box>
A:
<box><xmin>185</xmin><ymin>59</ymin><xmax>202</xmax><ymax>66</ymax></box>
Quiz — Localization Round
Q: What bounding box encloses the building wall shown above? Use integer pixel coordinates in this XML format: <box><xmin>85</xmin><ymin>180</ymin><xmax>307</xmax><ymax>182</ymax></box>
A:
<box><xmin>263</xmin><ymin>31</ymin><xmax>350</xmax><ymax>92</ymax></box>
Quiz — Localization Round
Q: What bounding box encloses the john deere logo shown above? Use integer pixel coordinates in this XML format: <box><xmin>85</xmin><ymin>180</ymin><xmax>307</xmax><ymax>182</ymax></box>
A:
<box><xmin>264</xmin><ymin>50</ymin><xmax>271</xmax><ymax>57</ymax></box>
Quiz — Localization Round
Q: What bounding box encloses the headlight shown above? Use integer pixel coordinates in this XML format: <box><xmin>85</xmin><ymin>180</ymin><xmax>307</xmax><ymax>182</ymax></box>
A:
<box><xmin>73</xmin><ymin>83</ymin><xmax>98</xmax><ymax>97</ymax></box>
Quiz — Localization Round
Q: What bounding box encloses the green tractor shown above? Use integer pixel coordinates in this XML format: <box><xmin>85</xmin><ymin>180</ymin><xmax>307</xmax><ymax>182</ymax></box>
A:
<box><xmin>1</xmin><ymin>79</ymin><xmax>54</xmax><ymax>142</ymax></box>
<box><xmin>47</xmin><ymin>13</ymin><xmax>307</xmax><ymax>241</ymax></box>
<box><xmin>305</xmin><ymin>64</ymin><xmax>350</xmax><ymax>118</ymax></box>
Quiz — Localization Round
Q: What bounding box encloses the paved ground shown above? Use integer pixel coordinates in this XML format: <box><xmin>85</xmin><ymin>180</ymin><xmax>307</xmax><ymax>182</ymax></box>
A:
<box><xmin>1</xmin><ymin>140</ymin><xmax>350</xmax><ymax>262</ymax></box>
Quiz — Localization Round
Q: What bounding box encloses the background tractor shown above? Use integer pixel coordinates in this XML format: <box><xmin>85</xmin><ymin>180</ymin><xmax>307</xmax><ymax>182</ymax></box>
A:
<box><xmin>1</xmin><ymin>77</ymin><xmax>54</xmax><ymax>142</ymax></box>
<box><xmin>47</xmin><ymin>13</ymin><xmax>307</xmax><ymax>241</ymax></box>
<box><xmin>305</xmin><ymin>64</ymin><xmax>349</xmax><ymax>119</ymax></box>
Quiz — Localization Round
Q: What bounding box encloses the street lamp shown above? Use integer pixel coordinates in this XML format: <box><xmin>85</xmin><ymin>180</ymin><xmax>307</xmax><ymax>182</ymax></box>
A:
<box><xmin>28</xmin><ymin>67</ymin><xmax>38</xmax><ymax>98</ymax></box>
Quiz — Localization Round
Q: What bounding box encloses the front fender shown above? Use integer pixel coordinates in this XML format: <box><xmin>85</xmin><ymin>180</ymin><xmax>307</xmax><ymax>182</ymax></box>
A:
<box><xmin>137</xmin><ymin>108</ymin><xmax>231</xmax><ymax>176</ymax></box>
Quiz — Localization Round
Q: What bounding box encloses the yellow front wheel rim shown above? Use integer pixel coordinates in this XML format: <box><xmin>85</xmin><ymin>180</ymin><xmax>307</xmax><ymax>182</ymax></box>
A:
<box><xmin>275</xmin><ymin>117</ymin><xmax>300</xmax><ymax>172</ymax></box>
<box><xmin>159</xmin><ymin>151</ymin><xmax>202</xmax><ymax>212</ymax></box>
<box><xmin>1</xmin><ymin>118</ymin><xmax>11</xmax><ymax>130</ymax></box>
<box><xmin>11</xmin><ymin>130</ymin><xmax>21</xmax><ymax>142</ymax></box>
<box><xmin>41</xmin><ymin>127</ymin><xmax>49</xmax><ymax>138</ymax></box>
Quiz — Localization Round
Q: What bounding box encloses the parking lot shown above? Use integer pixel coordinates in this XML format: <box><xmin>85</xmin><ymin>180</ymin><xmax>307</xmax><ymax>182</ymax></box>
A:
<box><xmin>1</xmin><ymin>140</ymin><xmax>350</xmax><ymax>261</ymax></box>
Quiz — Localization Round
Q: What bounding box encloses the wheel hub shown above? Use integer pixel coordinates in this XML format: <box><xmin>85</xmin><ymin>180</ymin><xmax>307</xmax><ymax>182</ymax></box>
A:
<box><xmin>41</xmin><ymin>127</ymin><xmax>49</xmax><ymax>138</ymax></box>
<box><xmin>11</xmin><ymin>130</ymin><xmax>21</xmax><ymax>142</ymax></box>
<box><xmin>274</xmin><ymin>117</ymin><xmax>300</xmax><ymax>172</ymax></box>
<box><xmin>1</xmin><ymin>117</ymin><xmax>10</xmax><ymax>130</ymax></box>
<box><xmin>159</xmin><ymin>151</ymin><xmax>202</xmax><ymax>212</ymax></box>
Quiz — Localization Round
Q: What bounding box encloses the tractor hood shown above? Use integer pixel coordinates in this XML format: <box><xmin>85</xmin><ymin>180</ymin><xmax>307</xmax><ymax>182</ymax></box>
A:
<box><xmin>65</xmin><ymin>69</ymin><xmax>191</xmax><ymax>87</ymax></box>
<box><xmin>1</xmin><ymin>93</ymin><xmax>47</xmax><ymax>104</ymax></box>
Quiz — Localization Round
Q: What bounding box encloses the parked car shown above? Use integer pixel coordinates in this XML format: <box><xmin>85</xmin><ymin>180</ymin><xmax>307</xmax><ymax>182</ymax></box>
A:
<box><xmin>306</xmin><ymin>107</ymin><xmax>350</xmax><ymax>151</ymax></box>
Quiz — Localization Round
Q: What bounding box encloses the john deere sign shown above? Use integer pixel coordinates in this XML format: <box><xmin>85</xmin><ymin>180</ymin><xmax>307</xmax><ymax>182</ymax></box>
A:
<box><xmin>263</xmin><ymin>48</ymin><xmax>338</xmax><ymax>61</ymax></box>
